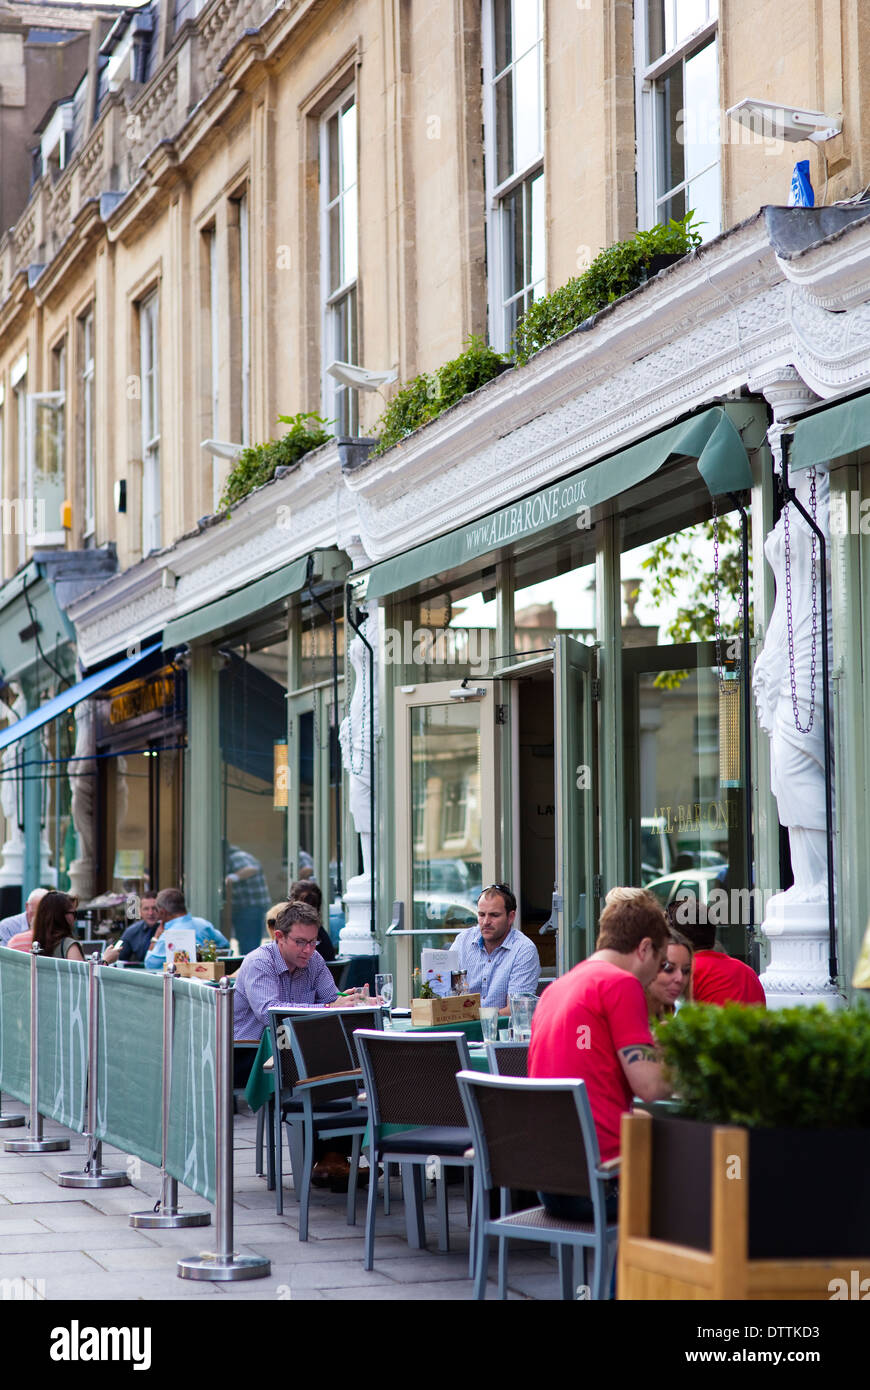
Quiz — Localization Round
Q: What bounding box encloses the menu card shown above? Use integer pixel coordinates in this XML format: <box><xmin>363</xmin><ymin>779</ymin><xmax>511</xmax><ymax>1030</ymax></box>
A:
<box><xmin>421</xmin><ymin>948</ymin><xmax>460</xmax><ymax>997</ymax></box>
<box><xmin>163</xmin><ymin>927</ymin><xmax>197</xmax><ymax>969</ymax></box>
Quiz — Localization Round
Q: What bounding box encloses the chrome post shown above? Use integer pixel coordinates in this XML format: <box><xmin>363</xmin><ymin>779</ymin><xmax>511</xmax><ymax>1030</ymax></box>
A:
<box><xmin>131</xmin><ymin>967</ymin><xmax>210</xmax><ymax>1228</ymax></box>
<box><xmin>177</xmin><ymin>977</ymin><xmax>269</xmax><ymax>1280</ymax></box>
<box><xmin>59</xmin><ymin>954</ymin><xmax>128</xmax><ymax>1187</ymax></box>
<box><xmin>5</xmin><ymin>944</ymin><xmax>69</xmax><ymax>1153</ymax></box>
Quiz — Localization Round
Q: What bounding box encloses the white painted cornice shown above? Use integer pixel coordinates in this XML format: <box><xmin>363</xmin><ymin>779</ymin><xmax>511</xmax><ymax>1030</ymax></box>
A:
<box><xmin>69</xmin><ymin>443</ymin><xmax>344</xmax><ymax>667</ymax></box>
<box><xmin>773</xmin><ymin>211</ymin><xmax>870</xmax><ymax>311</ymax></box>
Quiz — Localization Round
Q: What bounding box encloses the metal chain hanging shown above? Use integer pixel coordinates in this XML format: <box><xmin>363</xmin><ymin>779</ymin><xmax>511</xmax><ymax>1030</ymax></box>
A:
<box><xmin>782</xmin><ymin>466</ymin><xmax>818</xmax><ymax>734</ymax></box>
<box><xmin>712</xmin><ymin>497</ymin><xmax>741</xmax><ymax>684</ymax></box>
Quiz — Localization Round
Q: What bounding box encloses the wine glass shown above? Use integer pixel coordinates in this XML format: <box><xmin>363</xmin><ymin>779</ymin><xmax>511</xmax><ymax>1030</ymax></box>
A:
<box><xmin>375</xmin><ymin>973</ymin><xmax>394</xmax><ymax>1019</ymax></box>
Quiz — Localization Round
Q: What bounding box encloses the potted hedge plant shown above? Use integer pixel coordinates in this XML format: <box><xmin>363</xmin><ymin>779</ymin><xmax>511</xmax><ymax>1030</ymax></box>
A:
<box><xmin>618</xmin><ymin>1004</ymin><xmax>870</xmax><ymax>1300</ymax></box>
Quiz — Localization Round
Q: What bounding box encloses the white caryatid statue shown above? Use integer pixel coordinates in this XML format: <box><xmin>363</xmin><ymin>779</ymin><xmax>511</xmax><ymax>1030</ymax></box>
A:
<box><xmin>68</xmin><ymin>700</ymin><xmax>97</xmax><ymax>903</ymax></box>
<box><xmin>753</xmin><ymin>464</ymin><xmax>842</xmax><ymax>1007</ymax></box>
<box><xmin>337</xmin><ymin>609</ymin><xmax>379</xmax><ymax>956</ymax></box>
<box><xmin>0</xmin><ymin>685</ymin><xmax>26</xmax><ymax>888</ymax></box>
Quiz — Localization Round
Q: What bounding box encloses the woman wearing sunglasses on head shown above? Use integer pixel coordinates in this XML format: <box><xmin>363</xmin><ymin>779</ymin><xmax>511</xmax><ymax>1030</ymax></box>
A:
<box><xmin>646</xmin><ymin>927</ymin><xmax>693</xmax><ymax>1021</ymax></box>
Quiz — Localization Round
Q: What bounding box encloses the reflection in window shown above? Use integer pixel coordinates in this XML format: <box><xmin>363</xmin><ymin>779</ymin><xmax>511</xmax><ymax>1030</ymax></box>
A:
<box><xmin>322</xmin><ymin>95</ymin><xmax>358</xmax><ymax>435</ymax></box>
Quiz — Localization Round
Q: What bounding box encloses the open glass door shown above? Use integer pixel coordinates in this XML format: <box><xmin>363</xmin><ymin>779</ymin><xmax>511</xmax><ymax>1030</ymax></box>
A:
<box><xmin>392</xmin><ymin>680</ymin><xmax>497</xmax><ymax>1004</ymax></box>
<box><xmin>553</xmin><ymin>634</ymin><xmax>597</xmax><ymax>973</ymax></box>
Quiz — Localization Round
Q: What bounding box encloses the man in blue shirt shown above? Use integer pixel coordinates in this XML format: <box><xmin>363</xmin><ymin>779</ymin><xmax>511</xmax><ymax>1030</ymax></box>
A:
<box><xmin>144</xmin><ymin>887</ymin><xmax>228</xmax><ymax>970</ymax></box>
<box><xmin>452</xmin><ymin>883</ymin><xmax>540</xmax><ymax>1013</ymax></box>
<box><xmin>103</xmin><ymin>895</ymin><xmax>161</xmax><ymax>964</ymax></box>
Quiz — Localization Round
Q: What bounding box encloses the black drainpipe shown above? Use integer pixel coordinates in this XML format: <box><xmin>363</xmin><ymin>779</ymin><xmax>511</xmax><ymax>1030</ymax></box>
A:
<box><xmin>305</xmin><ymin>555</ymin><xmax>342</xmax><ymax>900</ymax></box>
<box><xmin>345</xmin><ymin>586</ymin><xmax>376</xmax><ymax>939</ymax></box>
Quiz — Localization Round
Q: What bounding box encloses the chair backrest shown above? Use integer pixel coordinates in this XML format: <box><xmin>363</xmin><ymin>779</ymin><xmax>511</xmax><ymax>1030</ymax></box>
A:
<box><xmin>338</xmin><ymin>1007</ymin><xmax>383</xmax><ymax>1065</ymax></box>
<box><xmin>267</xmin><ymin>1009</ymin><xmax>301</xmax><ymax>1098</ymax></box>
<box><xmin>485</xmin><ymin>1041</ymin><xmax>529</xmax><ymax>1077</ymax></box>
<box><xmin>354</xmin><ymin>1030</ymin><xmax>472</xmax><ymax>1130</ymax></box>
<box><xmin>456</xmin><ymin>1071</ymin><xmax>602</xmax><ymax>1199</ymax></box>
<box><xmin>285</xmin><ymin>1013</ymin><xmax>359</xmax><ymax>1102</ymax></box>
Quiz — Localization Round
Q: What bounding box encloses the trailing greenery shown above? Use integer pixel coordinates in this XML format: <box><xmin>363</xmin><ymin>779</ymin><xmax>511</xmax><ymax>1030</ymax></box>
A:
<box><xmin>512</xmin><ymin>212</ymin><xmax>702</xmax><ymax>365</ymax></box>
<box><xmin>371</xmin><ymin>336</ymin><xmax>507</xmax><ymax>456</ymax></box>
<box><xmin>654</xmin><ymin>1004</ymin><xmax>870</xmax><ymax>1130</ymax></box>
<box><xmin>219</xmin><ymin>412</ymin><xmax>333</xmax><ymax>511</ymax></box>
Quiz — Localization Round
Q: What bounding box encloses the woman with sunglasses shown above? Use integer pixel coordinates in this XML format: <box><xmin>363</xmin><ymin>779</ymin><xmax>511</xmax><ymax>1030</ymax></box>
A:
<box><xmin>33</xmin><ymin>891</ymin><xmax>84</xmax><ymax>962</ymax></box>
<box><xmin>646</xmin><ymin>927</ymin><xmax>693</xmax><ymax>1021</ymax></box>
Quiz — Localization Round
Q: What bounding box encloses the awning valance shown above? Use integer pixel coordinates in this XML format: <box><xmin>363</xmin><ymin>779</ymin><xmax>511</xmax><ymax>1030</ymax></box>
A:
<box><xmin>161</xmin><ymin>550</ymin><xmax>347</xmax><ymax>650</ymax></box>
<box><xmin>0</xmin><ymin>643</ymin><xmax>161</xmax><ymax>753</ymax></box>
<box><xmin>355</xmin><ymin>403</ymin><xmax>763</xmax><ymax>601</ymax></box>
<box><xmin>790</xmin><ymin>392</ymin><xmax>870</xmax><ymax>472</ymax></box>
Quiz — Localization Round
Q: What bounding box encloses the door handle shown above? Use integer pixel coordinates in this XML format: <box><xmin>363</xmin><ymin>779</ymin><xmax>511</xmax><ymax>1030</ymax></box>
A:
<box><xmin>539</xmin><ymin>889</ymin><xmax>563</xmax><ymax>936</ymax></box>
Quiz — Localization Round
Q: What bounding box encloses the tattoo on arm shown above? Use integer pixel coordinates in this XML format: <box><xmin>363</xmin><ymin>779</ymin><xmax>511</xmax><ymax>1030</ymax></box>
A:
<box><xmin>621</xmin><ymin>1044</ymin><xmax>659</xmax><ymax>1065</ymax></box>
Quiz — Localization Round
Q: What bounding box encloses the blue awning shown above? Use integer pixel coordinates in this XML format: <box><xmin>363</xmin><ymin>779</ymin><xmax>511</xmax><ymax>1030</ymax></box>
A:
<box><xmin>0</xmin><ymin>643</ymin><xmax>162</xmax><ymax>753</ymax></box>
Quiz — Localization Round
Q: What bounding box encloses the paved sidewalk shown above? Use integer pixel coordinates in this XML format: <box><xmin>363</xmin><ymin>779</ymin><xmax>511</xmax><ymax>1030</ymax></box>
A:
<box><xmin>0</xmin><ymin>1107</ymin><xmax>562</xmax><ymax>1301</ymax></box>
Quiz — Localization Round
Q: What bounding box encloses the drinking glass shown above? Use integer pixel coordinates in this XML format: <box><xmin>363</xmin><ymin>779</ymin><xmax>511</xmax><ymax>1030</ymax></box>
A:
<box><xmin>375</xmin><ymin>973</ymin><xmax>394</xmax><ymax>1016</ymax></box>
<box><xmin>479</xmin><ymin>1006</ymin><xmax>500</xmax><ymax>1042</ymax></box>
<box><xmin>509</xmin><ymin>993</ymin><xmax>537</xmax><ymax>1043</ymax></box>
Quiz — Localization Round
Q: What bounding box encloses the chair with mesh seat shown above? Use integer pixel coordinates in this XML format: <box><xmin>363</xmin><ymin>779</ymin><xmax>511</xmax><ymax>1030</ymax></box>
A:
<box><xmin>267</xmin><ymin>1007</ymin><xmax>380</xmax><ymax>1219</ymax></box>
<box><xmin>285</xmin><ymin>1011</ymin><xmax>378</xmax><ymax>1240</ymax></box>
<box><xmin>354</xmin><ymin>1029</ymin><xmax>476</xmax><ymax>1272</ymax></box>
<box><xmin>484</xmin><ymin>1041</ymin><xmax>529</xmax><ymax>1076</ymax></box>
<box><xmin>456</xmin><ymin>1071</ymin><xmax>619</xmax><ymax>1300</ymax></box>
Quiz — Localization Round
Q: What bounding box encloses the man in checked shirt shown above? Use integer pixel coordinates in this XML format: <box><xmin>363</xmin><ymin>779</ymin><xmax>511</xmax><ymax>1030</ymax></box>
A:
<box><xmin>451</xmin><ymin>883</ymin><xmax>540</xmax><ymax>1015</ymax></box>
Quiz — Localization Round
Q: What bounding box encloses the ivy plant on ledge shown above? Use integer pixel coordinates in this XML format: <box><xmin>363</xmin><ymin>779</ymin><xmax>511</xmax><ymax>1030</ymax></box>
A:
<box><xmin>218</xmin><ymin>412</ymin><xmax>333</xmax><ymax>512</ymax></box>
<box><xmin>371</xmin><ymin>335</ymin><xmax>508</xmax><ymax>457</ymax></box>
<box><xmin>512</xmin><ymin>211</ymin><xmax>702</xmax><ymax>365</ymax></box>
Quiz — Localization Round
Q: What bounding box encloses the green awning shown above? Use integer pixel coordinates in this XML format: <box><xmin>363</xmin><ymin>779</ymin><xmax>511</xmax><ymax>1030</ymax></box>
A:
<box><xmin>790</xmin><ymin>392</ymin><xmax>870</xmax><ymax>472</ymax></box>
<box><xmin>161</xmin><ymin>552</ymin><xmax>344</xmax><ymax>648</ymax></box>
<box><xmin>357</xmin><ymin>403</ymin><xmax>762</xmax><ymax>601</ymax></box>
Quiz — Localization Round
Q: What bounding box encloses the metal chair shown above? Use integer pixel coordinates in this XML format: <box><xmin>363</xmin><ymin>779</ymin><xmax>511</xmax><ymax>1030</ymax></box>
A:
<box><xmin>484</xmin><ymin>1041</ymin><xmax>529</xmax><ymax>1076</ymax></box>
<box><xmin>354</xmin><ymin>1029</ymin><xmax>475</xmax><ymax>1272</ymax></box>
<box><xmin>285</xmin><ymin>1012</ymin><xmax>372</xmax><ymax>1241</ymax></box>
<box><xmin>456</xmin><ymin>1071</ymin><xmax>619</xmax><ymax>1300</ymax></box>
<box><xmin>266</xmin><ymin>1006</ymin><xmax>383</xmax><ymax>1220</ymax></box>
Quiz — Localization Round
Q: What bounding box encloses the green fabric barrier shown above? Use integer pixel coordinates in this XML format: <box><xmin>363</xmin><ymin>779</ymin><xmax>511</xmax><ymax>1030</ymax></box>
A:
<box><xmin>95</xmin><ymin>968</ymin><xmax>164</xmax><ymax>1168</ymax></box>
<box><xmin>35</xmin><ymin>956</ymin><xmax>88</xmax><ymax>1132</ymax></box>
<box><xmin>0</xmin><ymin>946</ymin><xmax>31</xmax><ymax>1102</ymax></box>
<box><xmin>166</xmin><ymin>979</ymin><xmax>217</xmax><ymax>1204</ymax></box>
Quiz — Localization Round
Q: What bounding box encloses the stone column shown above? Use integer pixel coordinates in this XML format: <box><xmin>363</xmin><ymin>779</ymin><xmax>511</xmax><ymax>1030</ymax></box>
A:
<box><xmin>67</xmin><ymin>700</ymin><xmax>97</xmax><ymax>903</ymax></box>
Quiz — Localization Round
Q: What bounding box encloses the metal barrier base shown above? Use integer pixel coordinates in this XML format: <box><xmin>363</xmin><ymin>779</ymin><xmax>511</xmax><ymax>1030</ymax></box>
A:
<box><xmin>57</xmin><ymin>1169</ymin><xmax>129</xmax><ymax>1188</ymax></box>
<box><xmin>131</xmin><ymin>1208</ymin><xmax>211</xmax><ymax>1229</ymax></box>
<box><xmin>5</xmin><ymin>1137</ymin><xmax>70</xmax><ymax>1152</ymax></box>
<box><xmin>0</xmin><ymin>1113</ymin><xmax>25</xmax><ymax>1128</ymax></box>
<box><xmin>177</xmin><ymin>1253</ymin><xmax>271</xmax><ymax>1281</ymax></box>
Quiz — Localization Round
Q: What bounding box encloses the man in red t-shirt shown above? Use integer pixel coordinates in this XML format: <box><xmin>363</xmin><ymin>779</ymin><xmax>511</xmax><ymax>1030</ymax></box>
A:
<box><xmin>529</xmin><ymin>888</ymin><xmax>671</xmax><ymax>1220</ymax></box>
<box><xmin>670</xmin><ymin>901</ymin><xmax>766</xmax><ymax>1007</ymax></box>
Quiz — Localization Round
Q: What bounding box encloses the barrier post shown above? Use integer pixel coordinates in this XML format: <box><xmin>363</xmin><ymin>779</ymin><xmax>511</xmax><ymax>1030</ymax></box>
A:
<box><xmin>130</xmin><ymin>967</ymin><xmax>210</xmax><ymax>1228</ymax></box>
<box><xmin>4</xmin><ymin>944</ymin><xmax>69</xmax><ymax>1154</ymax></box>
<box><xmin>58</xmin><ymin>954</ymin><xmax>129</xmax><ymax>1188</ymax></box>
<box><xmin>0</xmin><ymin>1091</ymin><xmax>25</xmax><ymax>1129</ymax></box>
<box><xmin>177</xmin><ymin>977</ymin><xmax>270</xmax><ymax>1280</ymax></box>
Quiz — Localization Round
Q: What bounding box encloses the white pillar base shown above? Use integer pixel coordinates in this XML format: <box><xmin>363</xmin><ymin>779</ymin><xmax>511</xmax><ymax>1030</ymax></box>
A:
<box><xmin>758</xmin><ymin>893</ymin><xmax>844</xmax><ymax>1009</ymax></box>
<box><xmin>339</xmin><ymin>873</ymin><xmax>378</xmax><ymax>956</ymax></box>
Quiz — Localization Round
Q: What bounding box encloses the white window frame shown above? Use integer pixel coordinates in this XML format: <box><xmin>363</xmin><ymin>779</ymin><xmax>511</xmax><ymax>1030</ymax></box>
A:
<box><xmin>206</xmin><ymin>226</ymin><xmax>222</xmax><ymax>511</ymax></box>
<box><xmin>320</xmin><ymin>90</ymin><xmax>359</xmax><ymax>437</ymax></box>
<box><xmin>635</xmin><ymin>2</ymin><xmax>721</xmax><ymax>236</ymax></box>
<box><xmin>81</xmin><ymin>309</ymin><xmax>95</xmax><ymax>538</ymax></box>
<box><xmin>26</xmin><ymin>391</ymin><xmax>65</xmax><ymax>548</ymax></box>
<box><xmin>139</xmin><ymin>290</ymin><xmax>161</xmax><ymax>555</ymax></box>
<box><xmin>238</xmin><ymin>194</ymin><xmax>251</xmax><ymax>447</ymax></box>
<box><xmin>482</xmin><ymin>0</ymin><xmax>546</xmax><ymax>353</ymax></box>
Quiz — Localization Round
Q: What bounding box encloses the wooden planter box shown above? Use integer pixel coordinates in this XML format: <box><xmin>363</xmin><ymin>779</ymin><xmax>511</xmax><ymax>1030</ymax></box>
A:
<box><xmin>411</xmin><ymin>993</ymin><xmax>480</xmax><ymax>1026</ymax></box>
<box><xmin>174</xmin><ymin>960</ymin><xmax>230</xmax><ymax>982</ymax></box>
<box><xmin>618</xmin><ymin>1111</ymin><xmax>870</xmax><ymax>1300</ymax></box>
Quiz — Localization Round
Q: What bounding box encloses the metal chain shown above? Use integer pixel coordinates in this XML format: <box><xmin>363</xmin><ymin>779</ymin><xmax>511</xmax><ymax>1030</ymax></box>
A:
<box><xmin>782</xmin><ymin>466</ymin><xmax>818</xmax><ymax>734</ymax></box>
<box><xmin>712</xmin><ymin>498</ymin><xmax>740</xmax><ymax>685</ymax></box>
